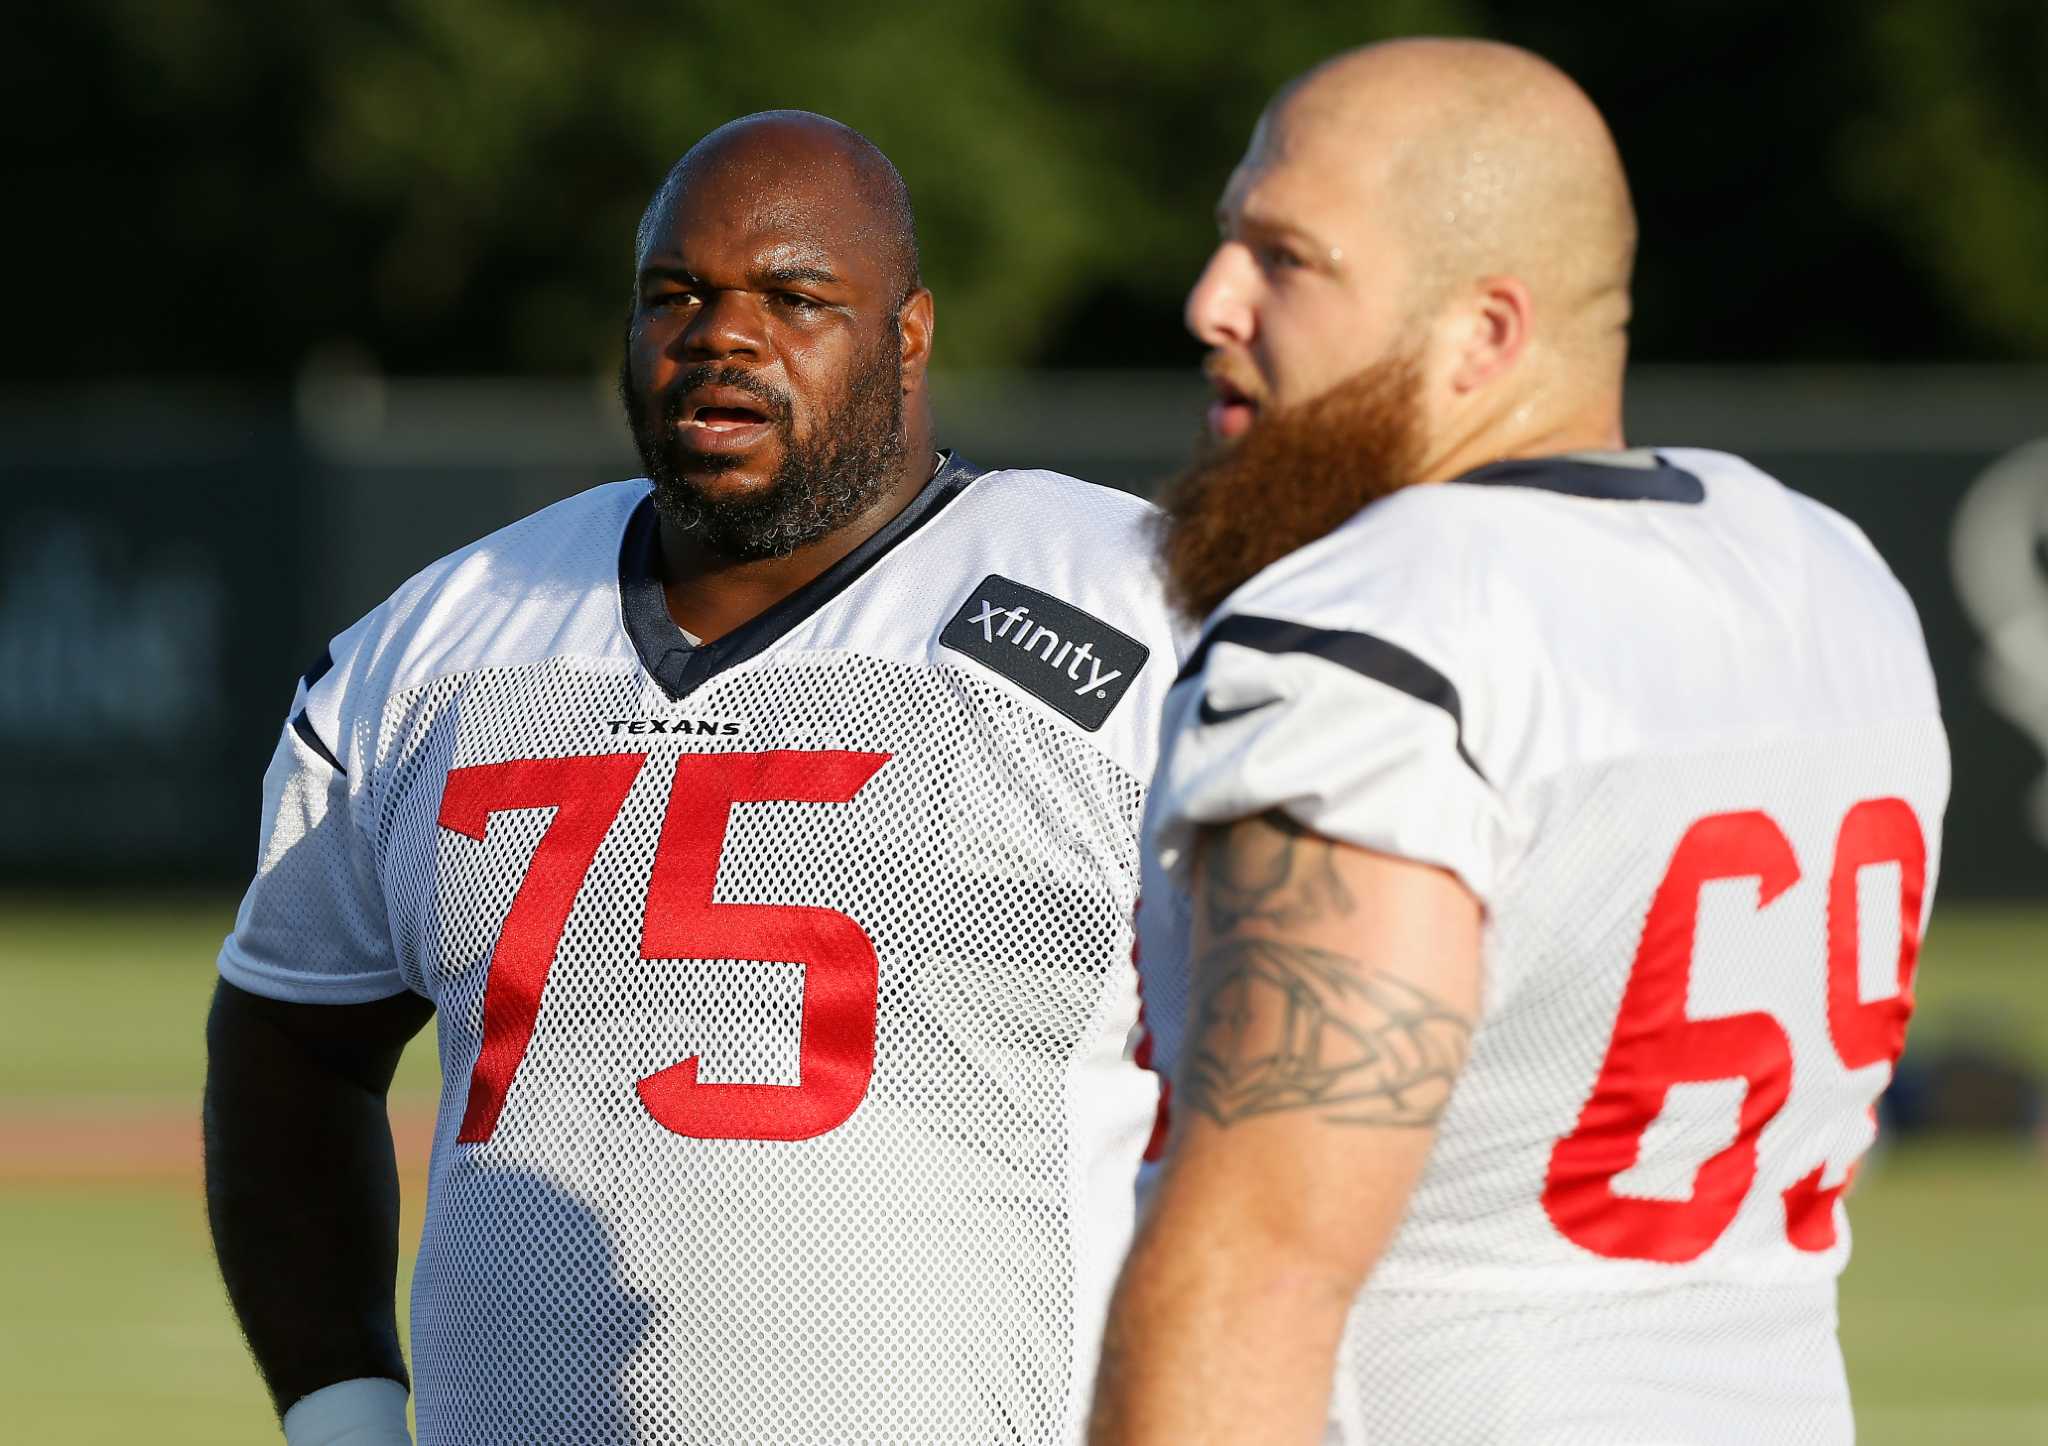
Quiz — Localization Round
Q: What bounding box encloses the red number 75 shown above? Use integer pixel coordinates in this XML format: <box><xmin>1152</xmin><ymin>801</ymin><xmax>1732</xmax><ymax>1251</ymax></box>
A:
<box><xmin>436</xmin><ymin>749</ymin><xmax>891</xmax><ymax>1145</ymax></box>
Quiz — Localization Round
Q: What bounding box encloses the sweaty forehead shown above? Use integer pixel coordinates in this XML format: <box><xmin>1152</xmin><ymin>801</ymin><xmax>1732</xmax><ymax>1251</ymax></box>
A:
<box><xmin>638</xmin><ymin>125</ymin><xmax>903</xmax><ymax>292</ymax></box>
<box><xmin>1223</xmin><ymin>109</ymin><xmax>1402</xmax><ymax>252</ymax></box>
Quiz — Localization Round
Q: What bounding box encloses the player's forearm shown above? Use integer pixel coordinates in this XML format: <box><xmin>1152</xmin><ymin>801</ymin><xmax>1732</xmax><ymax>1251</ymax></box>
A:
<box><xmin>1090</xmin><ymin>1196</ymin><xmax>1355</xmax><ymax>1445</ymax></box>
<box><xmin>203</xmin><ymin>982</ymin><xmax>414</xmax><ymax>1416</ymax></box>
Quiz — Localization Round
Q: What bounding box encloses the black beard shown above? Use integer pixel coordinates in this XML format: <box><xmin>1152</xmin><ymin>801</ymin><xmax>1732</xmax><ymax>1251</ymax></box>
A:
<box><xmin>1155</xmin><ymin>346</ymin><xmax>1426</xmax><ymax>624</ymax></box>
<box><xmin>621</xmin><ymin>320</ymin><xmax>906</xmax><ymax>562</ymax></box>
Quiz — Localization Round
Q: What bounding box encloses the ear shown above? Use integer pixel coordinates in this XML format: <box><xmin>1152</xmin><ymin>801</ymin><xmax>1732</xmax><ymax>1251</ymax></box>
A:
<box><xmin>897</xmin><ymin>288</ymin><xmax>936</xmax><ymax>390</ymax></box>
<box><xmin>1449</xmin><ymin>276</ymin><xmax>1532</xmax><ymax>393</ymax></box>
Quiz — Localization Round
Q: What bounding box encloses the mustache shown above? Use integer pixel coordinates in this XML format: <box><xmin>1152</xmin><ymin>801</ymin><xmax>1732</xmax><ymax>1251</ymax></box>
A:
<box><xmin>656</xmin><ymin>364</ymin><xmax>794</xmax><ymax>427</ymax></box>
<box><xmin>1201</xmin><ymin>350</ymin><xmax>1265</xmax><ymax>404</ymax></box>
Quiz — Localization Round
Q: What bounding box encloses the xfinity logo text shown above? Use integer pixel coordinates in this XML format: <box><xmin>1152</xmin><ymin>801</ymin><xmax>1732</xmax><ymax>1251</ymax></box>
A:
<box><xmin>940</xmin><ymin>574</ymin><xmax>1149</xmax><ymax>731</ymax></box>
<box><xmin>964</xmin><ymin>599</ymin><xmax>1126</xmax><ymax>698</ymax></box>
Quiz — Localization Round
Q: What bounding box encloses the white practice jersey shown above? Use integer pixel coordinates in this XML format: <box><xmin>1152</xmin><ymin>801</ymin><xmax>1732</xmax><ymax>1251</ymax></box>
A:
<box><xmin>220</xmin><ymin>456</ymin><xmax>1183</xmax><ymax>1445</ymax></box>
<box><xmin>1139</xmin><ymin>450</ymin><xmax>1949</xmax><ymax>1444</ymax></box>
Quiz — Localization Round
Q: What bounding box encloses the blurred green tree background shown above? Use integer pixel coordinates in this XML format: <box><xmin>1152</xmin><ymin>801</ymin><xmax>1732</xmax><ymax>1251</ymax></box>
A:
<box><xmin>7</xmin><ymin>0</ymin><xmax>2043</xmax><ymax>382</ymax></box>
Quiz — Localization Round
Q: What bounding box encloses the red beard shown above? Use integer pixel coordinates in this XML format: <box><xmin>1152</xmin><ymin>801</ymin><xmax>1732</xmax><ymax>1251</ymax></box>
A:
<box><xmin>1157</xmin><ymin>348</ymin><xmax>1427</xmax><ymax>624</ymax></box>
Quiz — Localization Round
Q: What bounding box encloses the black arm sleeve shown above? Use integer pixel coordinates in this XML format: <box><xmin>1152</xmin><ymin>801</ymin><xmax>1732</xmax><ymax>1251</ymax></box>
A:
<box><xmin>203</xmin><ymin>978</ymin><xmax>435</xmax><ymax>1417</ymax></box>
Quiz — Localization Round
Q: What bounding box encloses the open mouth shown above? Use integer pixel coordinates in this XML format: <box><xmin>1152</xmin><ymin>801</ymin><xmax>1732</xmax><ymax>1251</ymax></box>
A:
<box><xmin>682</xmin><ymin>403</ymin><xmax>770</xmax><ymax>433</ymax></box>
<box><xmin>670</xmin><ymin>383</ymin><xmax>780</xmax><ymax>454</ymax></box>
<box><xmin>1207</xmin><ymin>376</ymin><xmax>1261</xmax><ymax>442</ymax></box>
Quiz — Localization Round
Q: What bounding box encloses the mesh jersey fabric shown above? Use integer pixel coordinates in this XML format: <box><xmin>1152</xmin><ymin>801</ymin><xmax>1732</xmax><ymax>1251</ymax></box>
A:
<box><xmin>219</xmin><ymin>463</ymin><xmax>1184</xmax><ymax>1445</ymax></box>
<box><xmin>1139</xmin><ymin>449</ymin><xmax>1950</xmax><ymax>1445</ymax></box>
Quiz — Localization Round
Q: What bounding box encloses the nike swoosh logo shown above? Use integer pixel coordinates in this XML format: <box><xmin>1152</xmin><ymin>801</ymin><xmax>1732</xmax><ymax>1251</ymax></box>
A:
<box><xmin>1197</xmin><ymin>695</ymin><xmax>1277</xmax><ymax>726</ymax></box>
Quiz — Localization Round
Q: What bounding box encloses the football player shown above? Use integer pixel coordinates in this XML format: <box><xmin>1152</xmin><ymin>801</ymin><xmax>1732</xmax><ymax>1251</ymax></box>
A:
<box><xmin>1091</xmin><ymin>40</ymin><xmax>1948</xmax><ymax>1445</ymax></box>
<box><xmin>205</xmin><ymin>111</ymin><xmax>1179</xmax><ymax>1445</ymax></box>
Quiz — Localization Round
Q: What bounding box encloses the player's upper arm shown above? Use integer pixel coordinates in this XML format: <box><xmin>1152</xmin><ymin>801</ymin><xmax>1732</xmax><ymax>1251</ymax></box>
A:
<box><xmin>219</xmin><ymin>615</ymin><xmax>408</xmax><ymax>1006</ymax></box>
<box><xmin>1139</xmin><ymin>501</ymin><xmax>1523</xmax><ymax>1265</ymax></box>
<box><xmin>1157</xmin><ymin>812</ymin><xmax>1481</xmax><ymax>1280</ymax></box>
<box><xmin>1138</xmin><ymin>501</ymin><xmax>1526</xmax><ymax>1169</ymax></box>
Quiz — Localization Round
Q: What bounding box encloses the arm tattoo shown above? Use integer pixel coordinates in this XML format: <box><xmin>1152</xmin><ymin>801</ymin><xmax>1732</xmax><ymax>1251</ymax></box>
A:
<box><xmin>1181</xmin><ymin>937</ymin><xmax>1472</xmax><ymax>1127</ymax></box>
<box><xmin>1201</xmin><ymin>811</ymin><xmax>1356</xmax><ymax>935</ymax></box>
<box><xmin>1182</xmin><ymin>812</ymin><xmax>1472</xmax><ymax>1128</ymax></box>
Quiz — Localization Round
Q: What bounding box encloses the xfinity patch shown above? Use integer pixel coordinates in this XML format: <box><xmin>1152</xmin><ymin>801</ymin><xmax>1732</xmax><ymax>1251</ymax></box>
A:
<box><xmin>941</xmin><ymin>575</ymin><xmax>1149</xmax><ymax>731</ymax></box>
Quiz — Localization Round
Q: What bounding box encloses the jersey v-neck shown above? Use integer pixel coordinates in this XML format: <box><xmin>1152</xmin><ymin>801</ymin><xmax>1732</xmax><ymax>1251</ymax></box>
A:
<box><xmin>619</xmin><ymin>450</ymin><xmax>984</xmax><ymax>700</ymax></box>
<box><xmin>1453</xmin><ymin>450</ymin><xmax>1705</xmax><ymax>503</ymax></box>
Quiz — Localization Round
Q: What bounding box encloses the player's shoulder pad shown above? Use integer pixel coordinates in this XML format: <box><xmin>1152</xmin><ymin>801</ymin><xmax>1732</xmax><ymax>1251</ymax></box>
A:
<box><xmin>943</xmin><ymin>464</ymin><xmax>1187</xmax><ymax>652</ymax></box>
<box><xmin>1211</xmin><ymin>483</ymin><xmax>1496</xmax><ymax>648</ymax></box>
<box><xmin>925</xmin><ymin>465</ymin><xmax>1188</xmax><ymax>749</ymax></box>
<box><xmin>1679</xmin><ymin>445</ymin><xmax>1891</xmax><ymax>570</ymax></box>
<box><xmin>1179</xmin><ymin>485</ymin><xmax>1532</xmax><ymax>790</ymax></box>
<box><xmin>290</xmin><ymin>479</ymin><xmax>648</xmax><ymax>768</ymax></box>
<box><xmin>952</xmin><ymin>465</ymin><xmax>1161</xmax><ymax>553</ymax></box>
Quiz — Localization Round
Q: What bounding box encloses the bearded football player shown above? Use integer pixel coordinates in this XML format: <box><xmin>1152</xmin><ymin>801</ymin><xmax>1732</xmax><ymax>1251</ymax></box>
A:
<box><xmin>1091</xmin><ymin>40</ymin><xmax>1949</xmax><ymax>1446</ymax></box>
<box><xmin>204</xmin><ymin>111</ymin><xmax>1179</xmax><ymax>1445</ymax></box>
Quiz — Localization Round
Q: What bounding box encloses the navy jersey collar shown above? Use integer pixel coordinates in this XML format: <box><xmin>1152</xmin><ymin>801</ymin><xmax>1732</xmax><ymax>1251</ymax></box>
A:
<box><xmin>620</xmin><ymin>450</ymin><xmax>984</xmax><ymax>700</ymax></box>
<box><xmin>1452</xmin><ymin>451</ymin><xmax>1704</xmax><ymax>504</ymax></box>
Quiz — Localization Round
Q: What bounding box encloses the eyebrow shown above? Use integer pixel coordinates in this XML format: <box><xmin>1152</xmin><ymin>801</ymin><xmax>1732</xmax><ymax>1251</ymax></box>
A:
<box><xmin>634</xmin><ymin>261</ymin><xmax>848</xmax><ymax>291</ymax></box>
<box><xmin>1219</xmin><ymin>207</ymin><xmax>1332</xmax><ymax>254</ymax></box>
<box><xmin>756</xmin><ymin>264</ymin><xmax>841</xmax><ymax>289</ymax></box>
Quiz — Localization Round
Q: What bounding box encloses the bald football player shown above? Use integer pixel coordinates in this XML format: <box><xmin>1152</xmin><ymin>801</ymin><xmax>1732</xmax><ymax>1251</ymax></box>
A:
<box><xmin>206</xmin><ymin>111</ymin><xmax>1179</xmax><ymax>1445</ymax></box>
<box><xmin>1092</xmin><ymin>40</ymin><xmax>1947</xmax><ymax>1445</ymax></box>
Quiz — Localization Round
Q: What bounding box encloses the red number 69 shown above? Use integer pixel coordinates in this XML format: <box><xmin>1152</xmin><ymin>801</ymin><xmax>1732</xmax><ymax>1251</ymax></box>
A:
<box><xmin>1542</xmin><ymin>798</ymin><xmax>1926</xmax><ymax>1263</ymax></box>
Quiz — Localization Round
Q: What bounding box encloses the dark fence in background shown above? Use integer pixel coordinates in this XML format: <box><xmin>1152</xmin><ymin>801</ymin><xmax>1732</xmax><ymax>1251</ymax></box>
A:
<box><xmin>3</xmin><ymin>368</ymin><xmax>2044</xmax><ymax>895</ymax></box>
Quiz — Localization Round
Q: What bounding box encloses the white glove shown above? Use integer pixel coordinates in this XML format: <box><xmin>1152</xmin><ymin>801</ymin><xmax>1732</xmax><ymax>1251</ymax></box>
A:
<box><xmin>282</xmin><ymin>1377</ymin><xmax>414</xmax><ymax>1445</ymax></box>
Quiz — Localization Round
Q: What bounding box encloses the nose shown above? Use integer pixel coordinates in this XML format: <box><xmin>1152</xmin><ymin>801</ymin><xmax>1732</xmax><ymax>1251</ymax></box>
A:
<box><xmin>679</xmin><ymin>289</ymin><xmax>765</xmax><ymax>362</ymax></box>
<box><xmin>1185</xmin><ymin>243</ymin><xmax>1258</xmax><ymax>350</ymax></box>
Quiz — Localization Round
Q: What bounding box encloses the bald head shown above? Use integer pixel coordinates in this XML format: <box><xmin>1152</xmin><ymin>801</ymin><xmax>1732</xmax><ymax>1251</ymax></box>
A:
<box><xmin>1169</xmin><ymin>40</ymin><xmax>1639</xmax><ymax>617</ymax></box>
<box><xmin>1272</xmin><ymin>39</ymin><xmax>1635</xmax><ymax>359</ymax></box>
<box><xmin>636</xmin><ymin>110</ymin><xmax>921</xmax><ymax>304</ymax></box>
<box><xmin>620</xmin><ymin>110</ymin><xmax>939</xmax><ymax>563</ymax></box>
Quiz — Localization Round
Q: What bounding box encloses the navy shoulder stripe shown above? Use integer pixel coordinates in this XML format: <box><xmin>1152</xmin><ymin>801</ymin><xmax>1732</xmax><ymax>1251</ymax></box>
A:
<box><xmin>1453</xmin><ymin>453</ymin><xmax>1704</xmax><ymax>504</ymax></box>
<box><xmin>291</xmin><ymin>709</ymin><xmax>346</xmax><ymax>775</ymax></box>
<box><xmin>300</xmin><ymin>646</ymin><xmax>335</xmax><ymax>694</ymax></box>
<box><xmin>1180</xmin><ymin>613</ymin><xmax>1487</xmax><ymax>784</ymax></box>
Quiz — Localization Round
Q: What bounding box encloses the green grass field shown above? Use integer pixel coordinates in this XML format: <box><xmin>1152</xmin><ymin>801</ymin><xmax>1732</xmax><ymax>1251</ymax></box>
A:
<box><xmin>2</xmin><ymin>898</ymin><xmax>2043</xmax><ymax>1444</ymax></box>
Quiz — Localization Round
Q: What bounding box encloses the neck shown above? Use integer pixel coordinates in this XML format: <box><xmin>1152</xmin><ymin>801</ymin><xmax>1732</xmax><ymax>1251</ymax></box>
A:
<box><xmin>1416</xmin><ymin>386</ymin><xmax>1625</xmax><ymax>485</ymax></box>
<box><xmin>656</xmin><ymin>422</ymin><xmax>936</xmax><ymax>643</ymax></box>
